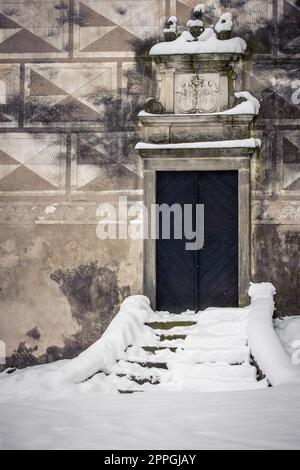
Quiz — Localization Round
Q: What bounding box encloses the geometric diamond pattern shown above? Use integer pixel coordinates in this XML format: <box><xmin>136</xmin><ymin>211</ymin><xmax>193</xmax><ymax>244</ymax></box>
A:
<box><xmin>25</xmin><ymin>63</ymin><xmax>118</xmax><ymax>127</ymax></box>
<box><xmin>71</xmin><ymin>133</ymin><xmax>142</xmax><ymax>192</ymax></box>
<box><xmin>278</xmin><ymin>0</ymin><xmax>300</xmax><ymax>55</ymax></box>
<box><xmin>0</xmin><ymin>64</ymin><xmax>19</xmax><ymax>126</ymax></box>
<box><xmin>174</xmin><ymin>0</ymin><xmax>221</xmax><ymax>26</ymax></box>
<box><xmin>174</xmin><ymin>0</ymin><xmax>272</xmax><ymax>30</ymax></box>
<box><xmin>0</xmin><ymin>1</ymin><xmax>69</xmax><ymax>58</ymax></box>
<box><xmin>0</xmin><ymin>0</ymin><xmax>297</xmax><ymax>200</ymax></box>
<box><xmin>283</xmin><ymin>134</ymin><xmax>300</xmax><ymax>191</ymax></box>
<box><xmin>75</xmin><ymin>0</ymin><xmax>167</xmax><ymax>57</ymax></box>
<box><xmin>0</xmin><ymin>134</ymin><xmax>66</xmax><ymax>192</ymax></box>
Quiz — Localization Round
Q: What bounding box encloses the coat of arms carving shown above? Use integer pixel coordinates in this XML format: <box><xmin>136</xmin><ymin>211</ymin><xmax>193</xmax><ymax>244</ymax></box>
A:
<box><xmin>175</xmin><ymin>75</ymin><xmax>219</xmax><ymax>114</ymax></box>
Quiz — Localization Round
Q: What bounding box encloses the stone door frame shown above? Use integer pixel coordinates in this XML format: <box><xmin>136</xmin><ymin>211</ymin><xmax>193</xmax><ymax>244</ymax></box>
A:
<box><xmin>138</xmin><ymin>147</ymin><xmax>254</xmax><ymax>309</ymax></box>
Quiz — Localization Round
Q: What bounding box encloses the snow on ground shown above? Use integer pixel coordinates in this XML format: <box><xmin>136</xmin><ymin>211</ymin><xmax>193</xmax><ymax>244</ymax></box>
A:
<box><xmin>1</xmin><ymin>385</ymin><xmax>300</xmax><ymax>449</ymax></box>
<box><xmin>1</xmin><ymin>286</ymin><xmax>300</xmax><ymax>449</ymax></box>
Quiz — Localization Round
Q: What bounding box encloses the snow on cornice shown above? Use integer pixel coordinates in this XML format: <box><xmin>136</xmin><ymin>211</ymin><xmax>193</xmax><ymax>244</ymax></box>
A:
<box><xmin>150</xmin><ymin>29</ymin><xmax>247</xmax><ymax>56</ymax></box>
<box><xmin>136</xmin><ymin>138</ymin><xmax>261</xmax><ymax>150</ymax></box>
<box><xmin>139</xmin><ymin>91</ymin><xmax>260</xmax><ymax>118</ymax></box>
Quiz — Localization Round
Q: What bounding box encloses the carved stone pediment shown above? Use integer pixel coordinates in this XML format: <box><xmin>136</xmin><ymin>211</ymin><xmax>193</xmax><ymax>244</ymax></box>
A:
<box><xmin>175</xmin><ymin>73</ymin><xmax>219</xmax><ymax>114</ymax></box>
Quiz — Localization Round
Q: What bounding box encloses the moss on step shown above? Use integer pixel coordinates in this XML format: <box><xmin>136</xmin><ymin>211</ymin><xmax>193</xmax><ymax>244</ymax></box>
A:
<box><xmin>129</xmin><ymin>377</ymin><xmax>160</xmax><ymax>386</ymax></box>
<box><xmin>142</xmin><ymin>346</ymin><xmax>178</xmax><ymax>353</ymax></box>
<box><xmin>145</xmin><ymin>321</ymin><xmax>196</xmax><ymax>330</ymax></box>
<box><xmin>159</xmin><ymin>334</ymin><xmax>186</xmax><ymax>341</ymax></box>
<box><xmin>127</xmin><ymin>360</ymin><xmax>168</xmax><ymax>370</ymax></box>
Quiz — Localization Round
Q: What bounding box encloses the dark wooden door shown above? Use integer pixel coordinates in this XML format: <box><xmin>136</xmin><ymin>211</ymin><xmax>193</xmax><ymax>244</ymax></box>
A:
<box><xmin>156</xmin><ymin>171</ymin><xmax>238</xmax><ymax>313</ymax></box>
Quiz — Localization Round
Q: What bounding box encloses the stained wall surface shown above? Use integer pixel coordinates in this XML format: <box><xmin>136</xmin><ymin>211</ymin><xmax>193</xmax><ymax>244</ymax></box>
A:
<box><xmin>0</xmin><ymin>0</ymin><xmax>299</xmax><ymax>368</ymax></box>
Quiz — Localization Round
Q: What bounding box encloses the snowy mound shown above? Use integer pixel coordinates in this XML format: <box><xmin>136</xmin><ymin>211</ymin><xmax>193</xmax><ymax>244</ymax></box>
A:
<box><xmin>136</xmin><ymin>138</ymin><xmax>262</xmax><ymax>151</ymax></box>
<box><xmin>275</xmin><ymin>316</ymin><xmax>300</xmax><ymax>357</ymax></box>
<box><xmin>222</xmin><ymin>92</ymin><xmax>260</xmax><ymax>116</ymax></box>
<box><xmin>139</xmin><ymin>91</ymin><xmax>260</xmax><ymax>117</ymax></box>
<box><xmin>150</xmin><ymin>29</ymin><xmax>247</xmax><ymax>56</ymax></box>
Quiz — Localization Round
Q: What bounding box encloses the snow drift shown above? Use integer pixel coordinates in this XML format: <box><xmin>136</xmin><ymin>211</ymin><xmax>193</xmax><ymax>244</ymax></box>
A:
<box><xmin>150</xmin><ymin>29</ymin><xmax>247</xmax><ymax>56</ymax></box>
<box><xmin>247</xmin><ymin>283</ymin><xmax>300</xmax><ymax>386</ymax></box>
<box><xmin>1</xmin><ymin>283</ymin><xmax>300</xmax><ymax>402</ymax></box>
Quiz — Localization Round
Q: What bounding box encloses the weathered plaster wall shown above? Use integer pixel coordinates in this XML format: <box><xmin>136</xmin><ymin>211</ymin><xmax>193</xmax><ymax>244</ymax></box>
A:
<box><xmin>0</xmin><ymin>0</ymin><xmax>299</xmax><ymax>368</ymax></box>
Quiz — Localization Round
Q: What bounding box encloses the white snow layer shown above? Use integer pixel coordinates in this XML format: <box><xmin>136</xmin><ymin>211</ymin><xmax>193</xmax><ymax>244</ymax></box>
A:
<box><xmin>275</xmin><ymin>316</ymin><xmax>300</xmax><ymax>357</ymax></box>
<box><xmin>135</xmin><ymin>138</ymin><xmax>262</xmax><ymax>150</ymax></box>
<box><xmin>150</xmin><ymin>29</ymin><xmax>247</xmax><ymax>56</ymax></box>
<box><xmin>2</xmin><ymin>385</ymin><xmax>300</xmax><ymax>449</ymax></box>
<box><xmin>1</xmin><ymin>283</ymin><xmax>299</xmax><ymax>402</ymax></box>
<box><xmin>247</xmin><ymin>283</ymin><xmax>300</xmax><ymax>386</ymax></box>
<box><xmin>194</xmin><ymin>3</ymin><xmax>205</xmax><ymax>14</ymax></box>
<box><xmin>215</xmin><ymin>13</ymin><xmax>233</xmax><ymax>33</ymax></box>
<box><xmin>58</xmin><ymin>295</ymin><xmax>152</xmax><ymax>383</ymax></box>
<box><xmin>221</xmin><ymin>91</ymin><xmax>260</xmax><ymax>115</ymax></box>
<box><xmin>139</xmin><ymin>91</ymin><xmax>260</xmax><ymax>117</ymax></box>
<box><xmin>187</xmin><ymin>19</ymin><xmax>204</xmax><ymax>28</ymax></box>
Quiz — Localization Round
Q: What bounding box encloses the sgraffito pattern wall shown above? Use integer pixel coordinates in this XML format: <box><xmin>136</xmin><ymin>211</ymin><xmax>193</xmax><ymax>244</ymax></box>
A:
<box><xmin>0</xmin><ymin>0</ymin><xmax>299</xmax><ymax>368</ymax></box>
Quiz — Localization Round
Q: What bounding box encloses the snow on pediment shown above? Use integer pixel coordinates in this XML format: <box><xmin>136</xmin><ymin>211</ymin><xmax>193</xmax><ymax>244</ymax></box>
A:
<box><xmin>151</xmin><ymin>8</ymin><xmax>247</xmax><ymax>57</ymax></box>
<box><xmin>150</xmin><ymin>29</ymin><xmax>247</xmax><ymax>56</ymax></box>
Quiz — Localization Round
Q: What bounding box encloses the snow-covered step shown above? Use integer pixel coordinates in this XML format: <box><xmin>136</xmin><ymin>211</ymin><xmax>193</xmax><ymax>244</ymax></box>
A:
<box><xmin>195</xmin><ymin>320</ymin><xmax>248</xmax><ymax>337</ymax></box>
<box><xmin>125</xmin><ymin>345</ymin><xmax>176</xmax><ymax>363</ymax></box>
<box><xmin>149</xmin><ymin>325</ymin><xmax>196</xmax><ymax>335</ymax></box>
<box><xmin>140</xmin><ymin>338</ymin><xmax>186</xmax><ymax>349</ymax></box>
<box><xmin>85</xmin><ymin>298</ymin><xmax>269</xmax><ymax>393</ymax></box>
<box><xmin>169</xmin><ymin>347</ymin><xmax>250</xmax><ymax>365</ymax></box>
<box><xmin>127</xmin><ymin>361</ymin><xmax>168</xmax><ymax>370</ymax></box>
<box><xmin>183</xmin><ymin>334</ymin><xmax>247</xmax><ymax>350</ymax></box>
<box><xmin>168</xmin><ymin>363</ymin><xmax>258</xmax><ymax>382</ymax></box>
<box><xmin>196</xmin><ymin>308</ymin><xmax>250</xmax><ymax>326</ymax></box>
<box><xmin>147</xmin><ymin>311</ymin><xmax>199</xmax><ymax>323</ymax></box>
<box><xmin>111</xmin><ymin>360</ymin><xmax>168</xmax><ymax>384</ymax></box>
<box><xmin>125</xmin><ymin>344</ymin><xmax>250</xmax><ymax>366</ymax></box>
<box><xmin>159</xmin><ymin>377</ymin><xmax>268</xmax><ymax>392</ymax></box>
<box><xmin>145</xmin><ymin>321</ymin><xmax>197</xmax><ymax>330</ymax></box>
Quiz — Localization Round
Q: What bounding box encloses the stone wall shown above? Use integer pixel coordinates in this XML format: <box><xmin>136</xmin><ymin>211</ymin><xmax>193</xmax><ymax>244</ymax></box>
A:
<box><xmin>0</xmin><ymin>0</ymin><xmax>299</xmax><ymax>368</ymax></box>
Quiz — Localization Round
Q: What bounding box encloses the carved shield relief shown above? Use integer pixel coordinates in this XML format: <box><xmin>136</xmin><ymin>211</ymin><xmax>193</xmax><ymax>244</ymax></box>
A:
<box><xmin>175</xmin><ymin>73</ymin><xmax>220</xmax><ymax>114</ymax></box>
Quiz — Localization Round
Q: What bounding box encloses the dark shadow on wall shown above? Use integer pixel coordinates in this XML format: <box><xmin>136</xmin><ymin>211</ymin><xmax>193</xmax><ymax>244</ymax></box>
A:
<box><xmin>3</xmin><ymin>263</ymin><xmax>130</xmax><ymax>370</ymax></box>
<box><xmin>253</xmin><ymin>226</ymin><xmax>300</xmax><ymax>316</ymax></box>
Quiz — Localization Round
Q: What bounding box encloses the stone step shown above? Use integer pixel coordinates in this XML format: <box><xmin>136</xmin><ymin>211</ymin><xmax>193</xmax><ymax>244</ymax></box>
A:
<box><xmin>129</xmin><ymin>377</ymin><xmax>160</xmax><ymax>386</ymax></box>
<box><xmin>125</xmin><ymin>345</ymin><xmax>250</xmax><ymax>366</ymax></box>
<box><xmin>112</xmin><ymin>360</ymin><xmax>166</xmax><ymax>384</ymax></box>
<box><xmin>171</xmin><ymin>347</ymin><xmax>250</xmax><ymax>365</ymax></box>
<box><xmin>159</xmin><ymin>334</ymin><xmax>186</xmax><ymax>341</ymax></box>
<box><xmin>126</xmin><ymin>360</ymin><xmax>168</xmax><ymax>370</ymax></box>
<box><xmin>145</xmin><ymin>321</ymin><xmax>197</xmax><ymax>330</ymax></box>
<box><xmin>142</xmin><ymin>346</ymin><xmax>178</xmax><ymax>353</ymax></box>
<box><xmin>125</xmin><ymin>345</ymin><xmax>176</xmax><ymax>363</ymax></box>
